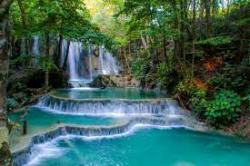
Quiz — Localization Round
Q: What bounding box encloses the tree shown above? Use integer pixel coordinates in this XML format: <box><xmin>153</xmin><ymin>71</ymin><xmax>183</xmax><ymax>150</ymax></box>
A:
<box><xmin>0</xmin><ymin>0</ymin><xmax>13</xmax><ymax>165</ymax></box>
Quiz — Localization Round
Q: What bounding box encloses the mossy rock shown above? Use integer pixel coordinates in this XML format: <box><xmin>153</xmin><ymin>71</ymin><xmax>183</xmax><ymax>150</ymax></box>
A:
<box><xmin>89</xmin><ymin>75</ymin><xmax>117</xmax><ymax>88</ymax></box>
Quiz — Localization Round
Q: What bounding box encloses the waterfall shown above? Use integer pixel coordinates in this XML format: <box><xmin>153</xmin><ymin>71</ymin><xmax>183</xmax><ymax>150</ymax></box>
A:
<box><xmin>32</xmin><ymin>36</ymin><xmax>40</xmax><ymax>57</ymax></box>
<box><xmin>60</xmin><ymin>39</ymin><xmax>68</xmax><ymax>68</ymax></box>
<box><xmin>13</xmin><ymin>116</ymin><xmax>202</xmax><ymax>166</ymax></box>
<box><xmin>88</xmin><ymin>44</ymin><xmax>93</xmax><ymax>81</ymax></box>
<box><xmin>60</xmin><ymin>41</ymin><xmax>121</xmax><ymax>87</ymax></box>
<box><xmin>36</xmin><ymin>96</ymin><xmax>187</xmax><ymax>117</ymax></box>
<box><xmin>68</xmin><ymin>41</ymin><xmax>82</xmax><ymax>82</ymax></box>
<box><xmin>99</xmin><ymin>46</ymin><xmax>120</xmax><ymax>75</ymax></box>
<box><xmin>99</xmin><ymin>45</ymin><xmax>105</xmax><ymax>74</ymax></box>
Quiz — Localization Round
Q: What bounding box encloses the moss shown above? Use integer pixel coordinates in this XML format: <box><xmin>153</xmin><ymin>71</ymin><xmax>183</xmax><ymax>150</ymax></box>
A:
<box><xmin>0</xmin><ymin>127</ymin><xmax>11</xmax><ymax>166</ymax></box>
<box><xmin>0</xmin><ymin>142</ymin><xmax>12</xmax><ymax>166</ymax></box>
<box><xmin>0</xmin><ymin>127</ymin><xmax>8</xmax><ymax>144</ymax></box>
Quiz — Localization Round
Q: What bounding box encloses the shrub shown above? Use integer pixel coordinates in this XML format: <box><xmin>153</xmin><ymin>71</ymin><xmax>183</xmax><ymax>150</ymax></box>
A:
<box><xmin>131</xmin><ymin>51</ymin><xmax>150</xmax><ymax>80</ymax></box>
<box><xmin>7</xmin><ymin>98</ymin><xmax>19</xmax><ymax>112</ymax></box>
<box><xmin>190</xmin><ymin>89</ymin><xmax>207</xmax><ymax>115</ymax></box>
<box><xmin>176</xmin><ymin>79</ymin><xmax>194</xmax><ymax>95</ymax></box>
<box><xmin>243</xmin><ymin>95</ymin><xmax>250</xmax><ymax>110</ymax></box>
<box><xmin>205</xmin><ymin>90</ymin><xmax>241</xmax><ymax>127</ymax></box>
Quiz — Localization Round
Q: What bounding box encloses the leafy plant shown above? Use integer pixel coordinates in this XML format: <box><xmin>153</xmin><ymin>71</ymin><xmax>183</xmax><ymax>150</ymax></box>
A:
<box><xmin>131</xmin><ymin>51</ymin><xmax>150</xmax><ymax>80</ymax></box>
<box><xmin>205</xmin><ymin>90</ymin><xmax>241</xmax><ymax>127</ymax></box>
<box><xmin>243</xmin><ymin>95</ymin><xmax>250</xmax><ymax>110</ymax></box>
<box><xmin>190</xmin><ymin>89</ymin><xmax>207</xmax><ymax>115</ymax></box>
<box><xmin>176</xmin><ymin>79</ymin><xmax>194</xmax><ymax>95</ymax></box>
<box><xmin>196</xmin><ymin>36</ymin><xmax>232</xmax><ymax>46</ymax></box>
<box><xmin>7</xmin><ymin>98</ymin><xmax>19</xmax><ymax>112</ymax></box>
<box><xmin>39</xmin><ymin>56</ymin><xmax>58</xmax><ymax>72</ymax></box>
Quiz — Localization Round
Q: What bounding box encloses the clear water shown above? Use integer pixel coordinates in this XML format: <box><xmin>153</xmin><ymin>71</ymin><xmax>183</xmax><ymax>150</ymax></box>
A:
<box><xmin>9</xmin><ymin>107</ymin><xmax>116</xmax><ymax>135</ymax></box>
<box><xmin>27</xmin><ymin>128</ymin><xmax>250</xmax><ymax>166</ymax></box>
<box><xmin>50</xmin><ymin>88</ymin><xmax>166</xmax><ymax>100</ymax></box>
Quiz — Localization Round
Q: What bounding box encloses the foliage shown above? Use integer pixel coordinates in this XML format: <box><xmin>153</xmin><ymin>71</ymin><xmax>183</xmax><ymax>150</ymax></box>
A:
<box><xmin>38</xmin><ymin>57</ymin><xmax>58</xmax><ymax>72</ymax></box>
<box><xmin>176</xmin><ymin>79</ymin><xmax>194</xmax><ymax>96</ymax></box>
<box><xmin>7</xmin><ymin>98</ymin><xmax>19</xmax><ymax>112</ymax></box>
<box><xmin>190</xmin><ymin>89</ymin><xmax>207</xmax><ymax>114</ymax></box>
<box><xmin>243</xmin><ymin>95</ymin><xmax>250</xmax><ymax>110</ymax></box>
<box><xmin>196</xmin><ymin>36</ymin><xmax>232</xmax><ymax>46</ymax></box>
<box><xmin>205</xmin><ymin>90</ymin><xmax>241</xmax><ymax>127</ymax></box>
<box><xmin>10</xmin><ymin>55</ymin><xmax>34</xmax><ymax>66</ymax></box>
<box><xmin>131</xmin><ymin>51</ymin><xmax>150</xmax><ymax>80</ymax></box>
<box><xmin>208</xmin><ymin>64</ymin><xmax>250</xmax><ymax>96</ymax></box>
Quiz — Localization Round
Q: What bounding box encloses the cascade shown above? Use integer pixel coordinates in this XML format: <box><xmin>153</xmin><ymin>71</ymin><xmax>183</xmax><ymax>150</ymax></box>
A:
<box><xmin>12</xmin><ymin>88</ymin><xmax>204</xmax><ymax>166</ymax></box>
<box><xmin>68</xmin><ymin>41</ymin><xmax>82</xmax><ymax>82</ymax></box>
<box><xmin>13</xmin><ymin>116</ymin><xmax>201</xmax><ymax>166</ymax></box>
<box><xmin>31</xmin><ymin>36</ymin><xmax>40</xmax><ymax>65</ymax></box>
<box><xmin>99</xmin><ymin>45</ymin><xmax>104</xmax><ymax>74</ymax></box>
<box><xmin>32</xmin><ymin>36</ymin><xmax>40</xmax><ymax>57</ymax></box>
<box><xmin>36</xmin><ymin>95</ymin><xmax>185</xmax><ymax>117</ymax></box>
<box><xmin>60</xmin><ymin>41</ymin><xmax>121</xmax><ymax>87</ymax></box>
<box><xmin>98</xmin><ymin>45</ymin><xmax>120</xmax><ymax>75</ymax></box>
<box><xmin>88</xmin><ymin>44</ymin><xmax>93</xmax><ymax>81</ymax></box>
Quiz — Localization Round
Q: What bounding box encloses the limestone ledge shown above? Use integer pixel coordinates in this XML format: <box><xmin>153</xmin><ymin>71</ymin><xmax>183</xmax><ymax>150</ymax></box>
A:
<box><xmin>12</xmin><ymin>116</ymin><xmax>205</xmax><ymax>166</ymax></box>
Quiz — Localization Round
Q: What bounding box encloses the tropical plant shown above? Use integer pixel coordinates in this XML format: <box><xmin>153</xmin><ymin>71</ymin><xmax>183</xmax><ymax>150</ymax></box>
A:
<box><xmin>205</xmin><ymin>90</ymin><xmax>241</xmax><ymax>127</ymax></box>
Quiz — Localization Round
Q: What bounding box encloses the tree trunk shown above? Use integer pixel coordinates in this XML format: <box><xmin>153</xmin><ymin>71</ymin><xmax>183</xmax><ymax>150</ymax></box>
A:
<box><xmin>0</xmin><ymin>0</ymin><xmax>13</xmax><ymax>164</ymax></box>
<box><xmin>204</xmin><ymin>0</ymin><xmax>211</xmax><ymax>37</ymax></box>
<box><xmin>17</xmin><ymin>0</ymin><xmax>31</xmax><ymax>65</ymax></box>
<box><xmin>191</xmin><ymin>0</ymin><xmax>196</xmax><ymax>82</ymax></box>
<box><xmin>57</xmin><ymin>34</ymin><xmax>63</xmax><ymax>67</ymax></box>
<box><xmin>0</xmin><ymin>0</ymin><xmax>12</xmax><ymax>126</ymax></box>
<box><xmin>163</xmin><ymin>37</ymin><xmax>167</xmax><ymax>62</ymax></box>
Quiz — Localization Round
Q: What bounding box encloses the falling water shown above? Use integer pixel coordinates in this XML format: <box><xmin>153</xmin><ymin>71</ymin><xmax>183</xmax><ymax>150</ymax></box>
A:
<box><xmin>60</xmin><ymin>39</ymin><xmax>68</xmax><ymax>68</ymax></box>
<box><xmin>88</xmin><ymin>44</ymin><xmax>93</xmax><ymax>81</ymax></box>
<box><xmin>98</xmin><ymin>46</ymin><xmax>120</xmax><ymax>75</ymax></box>
<box><xmin>59</xmin><ymin>40</ymin><xmax>121</xmax><ymax>87</ymax></box>
<box><xmin>99</xmin><ymin>45</ymin><xmax>105</xmax><ymax>74</ymax></box>
<box><xmin>32</xmin><ymin>36</ymin><xmax>40</xmax><ymax>56</ymax></box>
<box><xmin>31</xmin><ymin>36</ymin><xmax>40</xmax><ymax>65</ymax></box>
<box><xmin>68</xmin><ymin>41</ymin><xmax>82</xmax><ymax>82</ymax></box>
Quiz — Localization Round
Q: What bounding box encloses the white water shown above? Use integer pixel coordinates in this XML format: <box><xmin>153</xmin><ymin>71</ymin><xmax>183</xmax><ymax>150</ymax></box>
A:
<box><xmin>21</xmin><ymin>124</ymin><xmax>191</xmax><ymax>166</ymax></box>
<box><xmin>31</xmin><ymin>36</ymin><xmax>40</xmax><ymax>65</ymax></box>
<box><xmin>32</xmin><ymin>36</ymin><xmax>40</xmax><ymax>57</ymax></box>
<box><xmin>36</xmin><ymin>96</ymin><xmax>182</xmax><ymax>117</ymax></box>
<box><xmin>68</xmin><ymin>41</ymin><xmax>82</xmax><ymax>82</ymax></box>
<box><xmin>88</xmin><ymin>44</ymin><xmax>93</xmax><ymax>81</ymax></box>
<box><xmin>98</xmin><ymin>45</ymin><xmax>120</xmax><ymax>75</ymax></box>
<box><xmin>59</xmin><ymin>41</ymin><xmax>121</xmax><ymax>87</ymax></box>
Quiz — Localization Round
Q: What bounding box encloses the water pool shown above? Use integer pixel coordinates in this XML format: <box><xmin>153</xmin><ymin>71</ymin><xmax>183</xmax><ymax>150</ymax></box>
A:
<box><xmin>50</xmin><ymin>87</ymin><xmax>166</xmax><ymax>100</ymax></box>
<box><xmin>24</xmin><ymin>128</ymin><xmax>250</xmax><ymax>166</ymax></box>
<box><xmin>9</xmin><ymin>107</ymin><xmax>117</xmax><ymax>136</ymax></box>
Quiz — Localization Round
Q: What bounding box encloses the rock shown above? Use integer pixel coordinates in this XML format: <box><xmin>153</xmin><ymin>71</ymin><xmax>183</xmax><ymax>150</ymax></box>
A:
<box><xmin>89</xmin><ymin>75</ymin><xmax>117</xmax><ymax>87</ymax></box>
<box><xmin>89</xmin><ymin>75</ymin><xmax>139</xmax><ymax>88</ymax></box>
<box><xmin>0</xmin><ymin>142</ymin><xmax>12</xmax><ymax>166</ymax></box>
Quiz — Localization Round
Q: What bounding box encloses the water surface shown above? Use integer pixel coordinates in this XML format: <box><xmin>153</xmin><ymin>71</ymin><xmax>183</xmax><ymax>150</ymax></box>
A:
<box><xmin>9</xmin><ymin>107</ymin><xmax>116</xmax><ymax>136</ymax></box>
<box><xmin>50</xmin><ymin>88</ymin><xmax>166</xmax><ymax>100</ymax></box>
<box><xmin>27</xmin><ymin>128</ymin><xmax>250</xmax><ymax>166</ymax></box>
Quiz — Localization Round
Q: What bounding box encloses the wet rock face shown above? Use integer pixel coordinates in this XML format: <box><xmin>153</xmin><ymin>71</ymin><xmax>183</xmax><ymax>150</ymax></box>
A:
<box><xmin>89</xmin><ymin>75</ymin><xmax>139</xmax><ymax>88</ymax></box>
<box><xmin>0</xmin><ymin>142</ymin><xmax>12</xmax><ymax>166</ymax></box>
<box><xmin>89</xmin><ymin>75</ymin><xmax>117</xmax><ymax>87</ymax></box>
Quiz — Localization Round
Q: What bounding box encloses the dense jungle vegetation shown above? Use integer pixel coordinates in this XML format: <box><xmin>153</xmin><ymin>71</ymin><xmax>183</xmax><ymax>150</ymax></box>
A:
<box><xmin>0</xmin><ymin>0</ymin><xmax>249</xmax><ymax>165</ymax></box>
<box><xmin>0</xmin><ymin>0</ymin><xmax>250</xmax><ymax>135</ymax></box>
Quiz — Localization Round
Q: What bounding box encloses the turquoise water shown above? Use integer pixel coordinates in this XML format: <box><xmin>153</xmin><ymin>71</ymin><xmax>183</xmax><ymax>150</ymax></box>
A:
<box><xmin>29</xmin><ymin>128</ymin><xmax>250</xmax><ymax>166</ymax></box>
<box><xmin>50</xmin><ymin>88</ymin><xmax>166</xmax><ymax>99</ymax></box>
<box><xmin>9</xmin><ymin>107</ymin><xmax>116</xmax><ymax>135</ymax></box>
